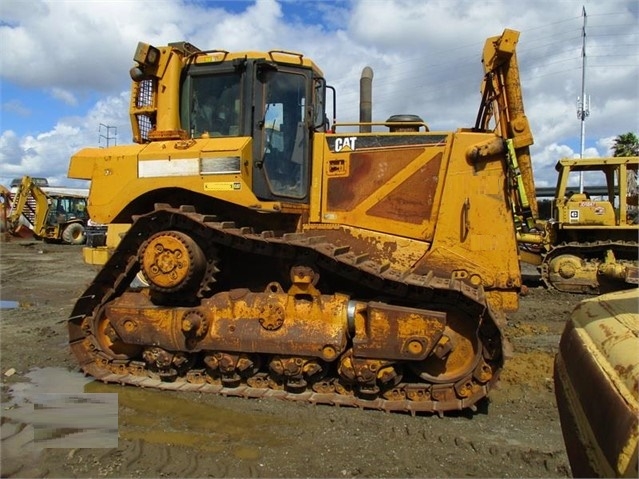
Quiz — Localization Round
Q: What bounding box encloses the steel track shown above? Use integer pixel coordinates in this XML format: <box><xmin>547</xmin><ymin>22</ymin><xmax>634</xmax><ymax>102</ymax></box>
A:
<box><xmin>540</xmin><ymin>240</ymin><xmax>639</xmax><ymax>293</ymax></box>
<box><xmin>68</xmin><ymin>205</ymin><xmax>503</xmax><ymax>414</ymax></box>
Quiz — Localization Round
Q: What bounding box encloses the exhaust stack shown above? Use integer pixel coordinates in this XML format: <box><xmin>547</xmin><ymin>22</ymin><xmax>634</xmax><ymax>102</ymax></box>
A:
<box><xmin>359</xmin><ymin>66</ymin><xmax>373</xmax><ymax>133</ymax></box>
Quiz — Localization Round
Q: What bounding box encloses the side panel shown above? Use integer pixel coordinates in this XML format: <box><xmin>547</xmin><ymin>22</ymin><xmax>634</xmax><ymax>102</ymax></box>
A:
<box><xmin>314</xmin><ymin>130</ymin><xmax>521</xmax><ymax>293</ymax></box>
<box><xmin>69</xmin><ymin>137</ymin><xmax>279</xmax><ymax>224</ymax></box>
<box><xmin>318</xmin><ymin>133</ymin><xmax>449</xmax><ymax>241</ymax></box>
<box><xmin>557</xmin><ymin>194</ymin><xmax>617</xmax><ymax>226</ymax></box>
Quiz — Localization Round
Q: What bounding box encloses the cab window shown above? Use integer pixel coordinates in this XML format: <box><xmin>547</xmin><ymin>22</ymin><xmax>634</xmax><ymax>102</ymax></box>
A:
<box><xmin>261</xmin><ymin>71</ymin><xmax>307</xmax><ymax>198</ymax></box>
<box><xmin>184</xmin><ymin>73</ymin><xmax>242</xmax><ymax>138</ymax></box>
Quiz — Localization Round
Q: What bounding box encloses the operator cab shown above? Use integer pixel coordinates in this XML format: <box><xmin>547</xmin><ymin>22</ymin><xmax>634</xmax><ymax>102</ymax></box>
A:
<box><xmin>554</xmin><ymin>158</ymin><xmax>638</xmax><ymax>226</ymax></box>
<box><xmin>48</xmin><ymin>197</ymin><xmax>89</xmax><ymax>224</ymax></box>
<box><xmin>179</xmin><ymin>53</ymin><xmax>328</xmax><ymax>203</ymax></box>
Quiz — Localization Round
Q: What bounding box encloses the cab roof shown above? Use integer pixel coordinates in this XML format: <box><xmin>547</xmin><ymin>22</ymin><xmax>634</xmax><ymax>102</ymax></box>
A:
<box><xmin>188</xmin><ymin>48</ymin><xmax>324</xmax><ymax>76</ymax></box>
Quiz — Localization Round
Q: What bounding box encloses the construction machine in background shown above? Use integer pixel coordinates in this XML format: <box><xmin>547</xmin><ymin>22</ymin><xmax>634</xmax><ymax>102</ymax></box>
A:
<box><xmin>66</xmin><ymin>29</ymin><xmax>539</xmax><ymax>413</ymax></box>
<box><xmin>518</xmin><ymin>157</ymin><xmax>639</xmax><ymax>294</ymax></box>
<box><xmin>6</xmin><ymin>175</ymin><xmax>89</xmax><ymax>245</ymax></box>
<box><xmin>0</xmin><ymin>184</ymin><xmax>11</xmax><ymax>235</ymax></box>
<box><xmin>2</xmin><ymin>177</ymin><xmax>49</xmax><ymax>235</ymax></box>
<box><xmin>554</xmin><ymin>288</ymin><xmax>638</xmax><ymax>477</ymax></box>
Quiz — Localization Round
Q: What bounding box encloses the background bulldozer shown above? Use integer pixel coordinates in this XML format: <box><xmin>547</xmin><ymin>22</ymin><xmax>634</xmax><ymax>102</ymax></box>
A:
<box><xmin>518</xmin><ymin>156</ymin><xmax>638</xmax><ymax>294</ymax></box>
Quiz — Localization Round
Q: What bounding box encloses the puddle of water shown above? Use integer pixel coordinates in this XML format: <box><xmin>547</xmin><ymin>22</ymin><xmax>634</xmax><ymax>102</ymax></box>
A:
<box><xmin>3</xmin><ymin>366</ymin><xmax>292</xmax><ymax>469</ymax></box>
<box><xmin>7</xmin><ymin>367</ymin><xmax>92</xmax><ymax>404</ymax></box>
<box><xmin>0</xmin><ymin>300</ymin><xmax>20</xmax><ymax>309</ymax></box>
<box><xmin>2</xmin><ymin>367</ymin><xmax>118</xmax><ymax>454</ymax></box>
<box><xmin>86</xmin><ymin>381</ymin><xmax>288</xmax><ymax>456</ymax></box>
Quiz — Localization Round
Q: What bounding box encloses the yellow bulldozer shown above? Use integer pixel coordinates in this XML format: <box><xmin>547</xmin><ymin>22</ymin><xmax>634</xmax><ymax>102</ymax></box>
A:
<box><xmin>518</xmin><ymin>156</ymin><xmax>638</xmax><ymax>294</ymax></box>
<box><xmin>5</xmin><ymin>175</ymin><xmax>89</xmax><ymax>245</ymax></box>
<box><xmin>66</xmin><ymin>29</ymin><xmax>578</xmax><ymax>413</ymax></box>
<box><xmin>554</xmin><ymin>288</ymin><xmax>638</xmax><ymax>477</ymax></box>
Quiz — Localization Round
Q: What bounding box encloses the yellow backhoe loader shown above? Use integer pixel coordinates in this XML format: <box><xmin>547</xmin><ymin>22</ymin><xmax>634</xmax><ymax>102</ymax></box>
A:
<box><xmin>6</xmin><ymin>176</ymin><xmax>89</xmax><ymax>245</ymax></box>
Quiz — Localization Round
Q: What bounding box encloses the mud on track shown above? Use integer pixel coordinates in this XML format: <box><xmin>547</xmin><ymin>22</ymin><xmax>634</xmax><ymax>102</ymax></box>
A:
<box><xmin>0</xmin><ymin>239</ymin><xmax>580</xmax><ymax>478</ymax></box>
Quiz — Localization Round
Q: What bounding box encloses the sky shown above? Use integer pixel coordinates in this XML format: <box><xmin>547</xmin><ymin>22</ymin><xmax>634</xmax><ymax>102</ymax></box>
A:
<box><xmin>0</xmin><ymin>0</ymin><xmax>637</xmax><ymax>189</ymax></box>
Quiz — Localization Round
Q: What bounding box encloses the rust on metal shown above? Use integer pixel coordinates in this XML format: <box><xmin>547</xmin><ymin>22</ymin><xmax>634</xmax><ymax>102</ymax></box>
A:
<box><xmin>326</xmin><ymin>148</ymin><xmax>423</xmax><ymax>211</ymax></box>
<box><xmin>68</xmin><ymin>206</ymin><xmax>503</xmax><ymax>414</ymax></box>
<box><xmin>366</xmin><ymin>152</ymin><xmax>443</xmax><ymax>224</ymax></box>
<box><xmin>554</xmin><ymin>289</ymin><xmax>639</xmax><ymax>477</ymax></box>
<box><xmin>351</xmin><ymin>302</ymin><xmax>446</xmax><ymax>360</ymax></box>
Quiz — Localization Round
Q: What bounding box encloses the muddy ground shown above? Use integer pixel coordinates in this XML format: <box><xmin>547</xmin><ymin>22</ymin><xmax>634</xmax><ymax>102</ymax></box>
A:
<box><xmin>0</xmin><ymin>239</ymin><xmax>584</xmax><ymax>478</ymax></box>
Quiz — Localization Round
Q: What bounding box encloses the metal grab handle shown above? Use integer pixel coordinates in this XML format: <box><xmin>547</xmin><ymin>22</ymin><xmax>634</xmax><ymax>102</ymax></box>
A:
<box><xmin>461</xmin><ymin>198</ymin><xmax>470</xmax><ymax>242</ymax></box>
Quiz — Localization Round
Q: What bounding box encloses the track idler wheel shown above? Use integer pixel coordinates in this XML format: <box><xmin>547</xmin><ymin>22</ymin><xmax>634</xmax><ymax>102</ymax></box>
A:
<box><xmin>92</xmin><ymin>310</ymin><xmax>143</xmax><ymax>360</ymax></box>
<box><xmin>409</xmin><ymin>313</ymin><xmax>483</xmax><ymax>384</ymax></box>
<box><xmin>139</xmin><ymin>230</ymin><xmax>206</xmax><ymax>294</ymax></box>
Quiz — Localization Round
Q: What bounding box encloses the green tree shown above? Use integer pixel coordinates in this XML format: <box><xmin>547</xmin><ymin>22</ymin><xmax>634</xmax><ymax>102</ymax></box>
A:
<box><xmin>611</xmin><ymin>132</ymin><xmax>639</xmax><ymax>157</ymax></box>
<box><xmin>612</xmin><ymin>132</ymin><xmax>638</xmax><ymax>200</ymax></box>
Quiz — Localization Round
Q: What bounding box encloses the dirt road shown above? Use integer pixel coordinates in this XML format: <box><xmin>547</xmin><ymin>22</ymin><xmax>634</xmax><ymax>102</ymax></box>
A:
<box><xmin>0</xmin><ymin>239</ymin><xmax>581</xmax><ymax>478</ymax></box>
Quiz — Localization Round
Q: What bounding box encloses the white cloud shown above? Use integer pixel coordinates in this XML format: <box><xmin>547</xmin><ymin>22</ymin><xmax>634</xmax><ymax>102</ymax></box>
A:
<box><xmin>2</xmin><ymin>99</ymin><xmax>30</xmax><ymax>118</ymax></box>
<box><xmin>50</xmin><ymin>87</ymin><xmax>78</xmax><ymax>106</ymax></box>
<box><xmin>597</xmin><ymin>135</ymin><xmax>616</xmax><ymax>155</ymax></box>
<box><xmin>0</xmin><ymin>124</ymin><xmax>82</xmax><ymax>186</ymax></box>
<box><xmin>0</xmin><ymin>91</ymin><xmax>130</xmax><ymax>187</ymax></box>
<box><xmin>0</xmin><ymin>130</ymin><xmax>23</xmax><ymax>169</ymax></box>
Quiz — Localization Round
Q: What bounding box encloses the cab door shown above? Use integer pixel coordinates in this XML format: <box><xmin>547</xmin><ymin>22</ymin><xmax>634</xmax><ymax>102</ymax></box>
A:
<box><xmin>252</xmin><ymin>67</ymin><xmax>311</xmax><ymax>202</ymax></box>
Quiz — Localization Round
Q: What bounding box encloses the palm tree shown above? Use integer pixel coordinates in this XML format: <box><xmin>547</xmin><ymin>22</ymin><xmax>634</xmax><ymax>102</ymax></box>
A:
<box><xmin>612</xmin><ymin>132</ymin><xmax>638</xmax><ymax>201</ymax></box>
<box><xmin>611</xmin><ymin>132</ymin><xmax>639</xmax><ymax>157</ymax></box>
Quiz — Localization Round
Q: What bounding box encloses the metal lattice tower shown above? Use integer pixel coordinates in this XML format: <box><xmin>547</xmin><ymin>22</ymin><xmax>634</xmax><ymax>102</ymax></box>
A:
<box><xmin>576</xmin><ymin>6</ymin><xmax>590</xmax><ymax>193</ymax></box>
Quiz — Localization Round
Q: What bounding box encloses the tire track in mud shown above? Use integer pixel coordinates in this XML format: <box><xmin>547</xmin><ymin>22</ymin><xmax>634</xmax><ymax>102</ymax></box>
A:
<box><xmin>123</xmin><ymin>438</ymin><xmax>144</xmax><ymax>471</ymax></box>
<box><xmin>176</xmin><ymin>449</ymin><xmax>200</xmax><ymax>477</ymax></box>
<box><xmin>0</xmin><ymin>416</ymin><xmax>50</xmax><ymax>478</ymax></box>
<box><xmin>154</xmin><ymin>442</ymin><xmax>170</xmax><ymax>475</ymax></box>
<box><xmin>353</xmin><ymin>423</ymin><xmax>569</xmax><ymax>478</ymax></box>
<box><xmin>1</xmin><ymin>242</ymin><xmax>93</xmax><ymax>305</ymax></box>
<box><xmin>432</xmin><ymin>433</ymin><xmax>568</xmax><ymax>477</ymax></box>
<box><xmin>115</xmin><ymin>440</ymin><xmax>259</xmax><ymax>478</ymax></box>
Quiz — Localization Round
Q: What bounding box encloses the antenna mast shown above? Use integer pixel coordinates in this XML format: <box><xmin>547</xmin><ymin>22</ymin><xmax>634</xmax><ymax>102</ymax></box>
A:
<box><xmin>576</xmin><ymin>6</ymin><xmax>590</xmax><ymax>193</ymax></box>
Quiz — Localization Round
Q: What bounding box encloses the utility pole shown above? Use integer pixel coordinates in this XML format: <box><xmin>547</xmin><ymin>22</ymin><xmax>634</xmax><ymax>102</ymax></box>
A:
<box><xmin>576</xmin><ymin>6</ymin><xmax>590</xmax><ymax>193</ymax></box>
<box><xmin>99</xmin><ymin>123</ymin><xmax>117</xmax><ymax>148</ymax></box>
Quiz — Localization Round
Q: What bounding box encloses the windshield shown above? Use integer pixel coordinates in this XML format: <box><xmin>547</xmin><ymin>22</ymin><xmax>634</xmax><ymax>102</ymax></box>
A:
<box><xmin>185</xmin><ymin>73</ymin><xmax>242</xmax><ymax>138</ymax></box>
